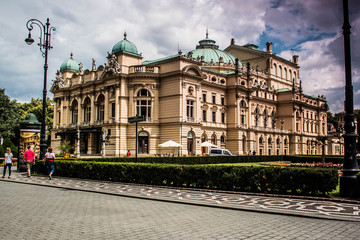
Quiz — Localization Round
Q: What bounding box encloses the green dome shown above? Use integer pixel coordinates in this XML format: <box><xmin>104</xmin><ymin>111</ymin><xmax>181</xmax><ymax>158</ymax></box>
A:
<box><xmin>19</xmin><ymin>112</ymin><xmax>41</xmax><ymax>129</ymax></box>
<box><xmin>188</xmin><ymin>36</ymin><xmax>239</xmax><ymax>65</ymax></box>
<box><xmin>112</xmin><ymin>33</ymin><xmax>140</xmax><ymax>56</ymax></box>
<box><xmin>60</xmin><ymin>53</ymin><xmax>80</xmax><ymax>72</ymax></box>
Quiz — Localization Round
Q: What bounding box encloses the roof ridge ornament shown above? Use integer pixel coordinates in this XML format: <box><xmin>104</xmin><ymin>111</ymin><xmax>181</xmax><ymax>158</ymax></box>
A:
<box><xmin>206</xmin><ymin>27</ymin><xmax>209</xmax><ymax>39</ymax></box>
<box><xmin>70</xmin><ymin>52</ymin><xmax>73</xmax><ymax>60</ymax></box>
<box><xmin>124</xmin><ymin>31</ymin><xmax>127</xmax><ymax>40</ymax></box>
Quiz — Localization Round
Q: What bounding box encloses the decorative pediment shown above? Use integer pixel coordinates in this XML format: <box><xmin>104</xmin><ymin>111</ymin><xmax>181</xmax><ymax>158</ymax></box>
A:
<box><xmin>182</xmin><ymin>65</ymin><xmax>203</xmax><ymax>78</ymax></box>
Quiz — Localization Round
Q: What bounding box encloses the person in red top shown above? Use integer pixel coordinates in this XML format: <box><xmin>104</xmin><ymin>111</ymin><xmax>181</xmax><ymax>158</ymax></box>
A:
<box><xmin>126</xmin><ymin>150</ymin><xmax>131</xmax><ymax>157</ymax></box>
<box><xmin>23</xmin><ymin>146</ymin><xmax>35</xmax><ymax>178</ymax></box>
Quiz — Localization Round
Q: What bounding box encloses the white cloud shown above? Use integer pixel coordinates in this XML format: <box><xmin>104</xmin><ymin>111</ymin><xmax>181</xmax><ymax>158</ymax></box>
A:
<box><xmin>0</xmin><ymin>0</ymin><xmax>359</xmax><ymax>115</ymax></box>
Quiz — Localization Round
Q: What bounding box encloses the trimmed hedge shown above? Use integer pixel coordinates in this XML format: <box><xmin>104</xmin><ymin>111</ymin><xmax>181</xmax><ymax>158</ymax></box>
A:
<box><xmin>54</xmin><ymin>155</ymin><xmax>350</xmax><ymax>165</ymax></box>
<box><xmin>34</xmin><ymin>160</ymin><xmax>338</xmax><ymax>196</ymax></box>
<box><xmin>54</xmin><ymin>155</ymin><xmax>284</xmax><ymax>164</ymax></box>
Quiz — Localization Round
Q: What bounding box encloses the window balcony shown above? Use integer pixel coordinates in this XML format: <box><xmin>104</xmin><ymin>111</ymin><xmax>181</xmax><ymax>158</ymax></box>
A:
<box><xmin>250</xmin><ymin>126</ymin><xmax>289</xmax><ymax>133</ymax></box>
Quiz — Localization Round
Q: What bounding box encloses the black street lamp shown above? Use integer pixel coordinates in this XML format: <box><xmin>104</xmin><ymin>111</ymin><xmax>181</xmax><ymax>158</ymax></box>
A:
<box><xmin>340</xmin><ymin>0</ymin><xmax>359</xmax><ymax>197</ymax></box>
<box><xmin>25</xmin><ymin>18</ymin><xmax>56</xmax><ymax>160</ymax></box>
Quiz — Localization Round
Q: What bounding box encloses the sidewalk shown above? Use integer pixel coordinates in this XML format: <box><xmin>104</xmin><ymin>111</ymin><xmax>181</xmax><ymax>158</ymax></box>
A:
<box><xmin>1</xmin><ymin>167</ymin><xmax>359</xmax><ymax>222</ymax></box>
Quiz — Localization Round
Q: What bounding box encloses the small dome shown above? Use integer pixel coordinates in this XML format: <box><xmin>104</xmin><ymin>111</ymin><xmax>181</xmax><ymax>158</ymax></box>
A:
<box><xmin>19</xmin><ymin>112</ymin><xmax>41</xmax><ymax>129</ymax></box>
<box><xmin>60</xmin><ymin>53</ymin><xmax>80</xmax><ymax>72</ymax></box>
<box><xmin>112</xmin><ymin>32</ymin><xmax>140</xmax><ymax>56</ymax></box>
<box><xmin>188</xmin><ymin>34</ymin><xmax>239</xmax><ymax>65</ymax></box>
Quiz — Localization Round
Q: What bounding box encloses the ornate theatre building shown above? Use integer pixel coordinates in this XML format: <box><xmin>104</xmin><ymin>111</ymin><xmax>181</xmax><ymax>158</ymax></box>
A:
<box><xmin>50</xmin><ymin>32</ymin><xmax>328</xmax><ymax>157</ymax></box>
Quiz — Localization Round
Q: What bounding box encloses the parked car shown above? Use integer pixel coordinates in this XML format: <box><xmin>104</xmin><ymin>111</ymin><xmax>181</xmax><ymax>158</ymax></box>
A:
<box><xmin>209</xmin><ymin>148</ymin><xmax>234</xmax><ymax>156</ymax></box>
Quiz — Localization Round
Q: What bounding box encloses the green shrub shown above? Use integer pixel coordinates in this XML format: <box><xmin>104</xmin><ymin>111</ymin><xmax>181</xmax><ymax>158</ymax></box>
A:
<box><xmin>33</xmin><ymin>160</ymin><xmax>338</xmax><ymax>196</ymax></box>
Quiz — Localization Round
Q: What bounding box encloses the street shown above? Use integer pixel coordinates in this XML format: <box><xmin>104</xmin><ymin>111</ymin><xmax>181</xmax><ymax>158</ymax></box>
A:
<box><xmin>1</xmin><ymin>181</ymin><xmax>359</xmax><ymax>240</ymax></box>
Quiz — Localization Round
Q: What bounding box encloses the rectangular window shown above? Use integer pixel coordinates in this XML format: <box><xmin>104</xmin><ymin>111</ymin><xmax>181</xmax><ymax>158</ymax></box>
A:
<box><xmin>202</xmin><ymin>110</ymin><xmax>206</xmax><ymax>122</ymax></box>
<box><xmin>212</xmin><ymin>111</ymin><xmax>216</xmax><ymax>122</ymax></box>
<box><xmin>221</xmin><ymin>97</ymin><xmax>225</xmax><ymax>105</ymax></box>
<box><xmin>73</xmin><ymin>109</ymin><xmax>78</xmax><ymax>124</ymax></box>
<box><xmin>58</xmin><ymin>111</ymin><xmax>61</xmax><ymax>124</ymax></box>
<box><xmin>99</xmin><ymin>104</ymin><xmax>105</xmax><ymax>121</ymax></box>
<box><xmin>187</xmin><ymin>100</ymin><xmax>194</xmax><ymax>119</ymax></box>
<box><xmin>212</xmin><ymin>95</ymin><xmax>216</xmax><ymax>104</ymax></box>
<box><xmin>137</xmin><ymin>100</ymin><xmax>151</xmax><ymax>118</ymax></box>
<box><xmin>221</xmin><ymin>112</ymin><xmax>225</xmax><ymax>123</ymax></box>
<box><xmin>202</xmin><ymin>93</ymin><xmax>206</xmax><ymax>102</ymax></box>
<box><xmin>296</xmin><ymin>122</ymin><xmax>299</xmax><ymax>132</ymax></box>
<box><xmin>241</xmin><ymin>114</ymin><xmax>245</xmax><ymax>124</ymax></box>
<box><xmin>85</xmin><ymin>106</ymin><xmax>91</xmax><ymax>122</ymax></box>
<box><xmin>111</xmin><ymin>102</ymin><xmax>115</xmax><ymax>118</ymax></box>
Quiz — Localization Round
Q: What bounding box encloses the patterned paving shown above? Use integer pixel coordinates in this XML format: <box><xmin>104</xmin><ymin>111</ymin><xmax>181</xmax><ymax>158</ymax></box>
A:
<box><xmin>1</xmin><ymin>170</ymin><xmax>359</xmax><ymax>222</ymax></box>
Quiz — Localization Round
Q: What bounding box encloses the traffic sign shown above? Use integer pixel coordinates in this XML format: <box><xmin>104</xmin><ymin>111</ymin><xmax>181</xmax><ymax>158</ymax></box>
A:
<box><xmin>128</xmin><ymin>115</ymin><xmax>145</xmax><ymax>123</ymax></box>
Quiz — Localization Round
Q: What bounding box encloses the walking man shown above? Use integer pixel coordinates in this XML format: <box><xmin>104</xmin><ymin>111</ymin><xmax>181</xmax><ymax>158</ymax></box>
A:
<box><xmin>23</xmin><ymin>146</ymin><xmax>35</xmax><ymax>178</ymax></box>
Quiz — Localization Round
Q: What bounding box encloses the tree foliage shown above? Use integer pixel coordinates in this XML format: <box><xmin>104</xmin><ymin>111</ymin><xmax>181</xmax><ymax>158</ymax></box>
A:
<box><xmin>326</xmin><ymin>111</ymin><xmax>338</xmax><ymax>130</ymax></box>
<box><xmin>19</xmin><ymin>97</ymin><xmax>54</xmax><ymax>132</ymax></box>
<box><xmin>0</xmin><ymin>89</ymin><xmax>54</xmax><ymax>144</ymax></box>
<box><xmin>0</xmin><ymin>88</ymin><xmax>20</xmax><ymax>139</ymax></box>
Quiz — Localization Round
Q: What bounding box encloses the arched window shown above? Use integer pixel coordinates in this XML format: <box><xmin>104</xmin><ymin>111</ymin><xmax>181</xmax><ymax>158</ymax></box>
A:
<box><xmin>136</xmin><ymin>89</ymin><xmax>151</xmax><ymax>120</ymax></box>
<box><xmin>97</xmin><ymin>94</ymin><xmax>105</xmax><ymax>121</ymax></box>
<box><xmin>289</xmin><ymin>70</ymin><xmax>292</xmax><ymax>81</ymax></box>
<box><xmin>263</xmin><ymin>109</ymin><xmax>268</xmax><ymax>115</ymax></box>
<box><xmin>137</xmin><ymin>89</ymin><xmax>150</xmax><ymax>97</ymax></box>
<box><xmin>284</xmin><ymin>138</ymin><xmax>288</xmax><ymax>145</ymax></box>
<box><xmin>255</xmin><ymin>107</ymin><xmax>259</xmax><ymax>114</ymax></box>
<box><xmin>83</xmin><ymin>97</ymin><xmax>91</xmax><ymax>123</ymax></box>
<box><xmin>71</xmin><ymin>100</ymin><xmax>78</xmax><ymax>124</ymax></box>
<box><xmin>240</xmin><ymin>100</ymin><xmax>246</xmax><ymax>107</ymax></box>
<box><xmin>187</xmin><ymin>131</ymin><xmax>195</xmax><ymax>156</ymax></box>
<box><xmin>211</xmin><ymin>134</ymin><xmax>216</xmax><ymax>145</ymax></box>
<box><xmin>201</xmin><ymin>134</ymin><xmax>206</xmax><ymax>142</ymax></box>
<box><xmin>274</xmin><ymin>63</ymin><xmax>277</xmax><ymax>76</ymax></box>
<box><xmin>268</xmin><ymin>137</ymin><xmax>272</xmax><ymax>145</ymax></box>
<box><xmin>294</xmin><ymin>72</ymin><xmax>297</xmax><ymax>81</ymax></box>
<box><xmin>276</xmin><ymin>138</ymin><xmax>280</xmax><ymax>145</ymax></box>
<box><xmin>279</xmin><ymin>65</ymin><xmax>282</xmax><ymax>78</ymax></box>
<box><xmin>138</xmin><ymin>131</ymin><xmax>149</xmax><ymax>154</ymax></box>
<box><xmin>284</xmin><ymin>67</ymin><xmax>287</xmax><ymax>80</ymax></box>
<box><xmin>259</xmin><ymin>137</ymin><xmax>263</xmax><ymax>144</ymax></box>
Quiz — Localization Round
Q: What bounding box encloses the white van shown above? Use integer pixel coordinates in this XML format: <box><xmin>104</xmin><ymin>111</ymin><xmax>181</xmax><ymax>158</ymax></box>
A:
<box><xmin>209</xmin><ymin>148</ymin><xmax>234</xmax><ymax>156</ymax></box>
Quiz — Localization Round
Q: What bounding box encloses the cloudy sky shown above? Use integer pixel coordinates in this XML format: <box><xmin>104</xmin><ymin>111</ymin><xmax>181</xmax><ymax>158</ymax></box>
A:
<box><xmin>0</xmin><ymin>0</ymin><xmax>359</xmax><ymax>113</ymax></box>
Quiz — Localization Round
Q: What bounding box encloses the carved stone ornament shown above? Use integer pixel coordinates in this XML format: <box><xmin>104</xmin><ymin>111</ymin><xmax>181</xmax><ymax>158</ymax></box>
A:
<box><xmin>79</xmin><ymin>62</ymin><xmax>84</xmax><ymax>74</ymax></box>
<box><xmin>105</xmin><ymin>53</ymin><xmax>121</xmax><ymax>75</ymax></box>
<box><xmin>52</xmin><ymin>70</ymin><xmax>65</xmax><ymax>88</ymax></box>
<box><xmin>188</xmin><ymin>86</ymin><xmax>194</xmax><ymax>96</ymax></box>
<box><xmin>92</xmin><ymin>58</ymin><xmax>96</xmax><ymax>71</ymax></box>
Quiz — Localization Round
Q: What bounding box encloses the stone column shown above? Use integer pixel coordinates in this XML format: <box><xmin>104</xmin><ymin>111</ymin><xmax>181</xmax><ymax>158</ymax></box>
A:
<box><xmin>77</xmin><ymin>95</ymin><xmax>82</xmax><ymax>125</ymax></box>
<box><xmin>90</xmin><ymin>92</ymin><xmax>96</xmax><ymax>124</ymax></box>
<box><xmin>104</xmin><ymin>89</ymin><xmax>109</xmax><ymax>123</ymax></box>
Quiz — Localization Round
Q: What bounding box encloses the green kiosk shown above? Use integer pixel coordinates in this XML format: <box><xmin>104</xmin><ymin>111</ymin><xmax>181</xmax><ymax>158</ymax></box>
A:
<box><xmin>18</xmin><ymin>113</ymin><xmax>41</xmax><ymax>171</ymax></box>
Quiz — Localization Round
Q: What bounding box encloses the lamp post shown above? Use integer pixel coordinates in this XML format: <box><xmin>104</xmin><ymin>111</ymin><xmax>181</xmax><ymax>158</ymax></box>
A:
<box><xmin>340</xmin><ymin>0</ymin><xmax>359</xmax><ymax>197</ymax></box>
<box><xmin>25</xmin><ymin>18</ymin><xmax>56</xmax><ymax>160</ymax></box>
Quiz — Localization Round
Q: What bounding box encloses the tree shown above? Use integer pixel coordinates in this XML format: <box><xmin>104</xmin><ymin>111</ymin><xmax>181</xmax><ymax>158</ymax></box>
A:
<box><xmin>0</xmin><ymin>88</ymin><xmax>20</xmax><ymax>140</ymax></box>
<box><xmin>317</xmin><ymin>136</ymin><xmax>328</xmax><ymax>164</ymax></box>
<box><xmin>326</xmin><ymin>111</ymin><xmax>338</xmax><ymax>131</ymax></box>
<box><xmin>2</xmin><ymin>138</ymin><xmax>17</xmax><ymax>156</ymax></box>
<box><xmin>19</xmin><ymin>97</ymin><xmax>54</xmax><ymax>137</ymax></box>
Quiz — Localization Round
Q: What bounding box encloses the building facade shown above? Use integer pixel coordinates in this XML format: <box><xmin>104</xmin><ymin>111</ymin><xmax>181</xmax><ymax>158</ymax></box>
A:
<box><xmin>50</xmin><ymin>33</ymin><xmax>328</xmax><ymax>157</ymax></box>
<box><xmin>327</xmin><ymin>111</ymin><xmax>358</xmax><ymax>155</ymax></box>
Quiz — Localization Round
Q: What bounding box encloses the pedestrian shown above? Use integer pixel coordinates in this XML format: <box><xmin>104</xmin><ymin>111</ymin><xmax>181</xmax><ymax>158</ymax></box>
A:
<box><xmin>252</xmin><ymin>150</ymin><xmax>256</xmax><ymax>156</ymax></box>
<box><xmin>23</xmin><ymin>146</ymin><xmax>35</xmax><ymax>178</ymax></box>
<box><xmin>44</xmin><ymin>147</ymin><xmax>55</xmax><ymax>180</ymax></box>
<box><xmin>127</xmin><ymin>150</ymin><xmax>131</xmax><ymax>157</ymax></box>
<box><xmin>3</xmin><ymin>148</ymin><xmax>13</xmax><ymax>179</ymax></box>
<box><xmin>248</xmin><ymin>150</ymin><xmax>252</xmax><ymax>156</ymax></box>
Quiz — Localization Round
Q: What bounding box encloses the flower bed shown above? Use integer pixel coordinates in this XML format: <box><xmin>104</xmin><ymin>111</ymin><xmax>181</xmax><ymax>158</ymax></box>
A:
<box><xmin>261</xmin><ymin>161</ymin><xmax>343</xmax><ymax>169</ymax></box>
